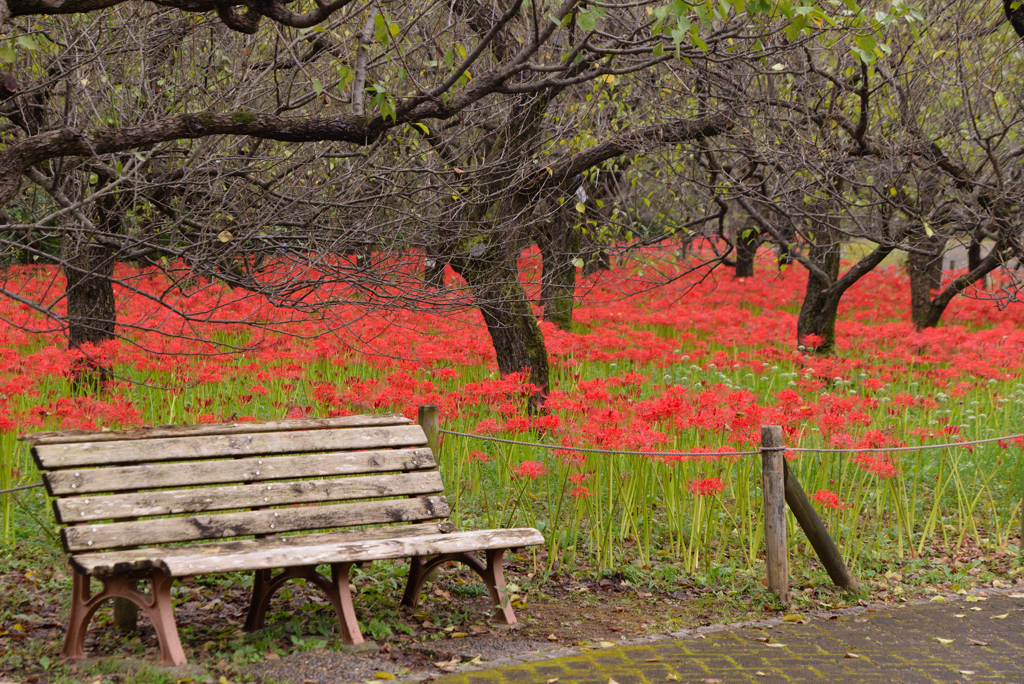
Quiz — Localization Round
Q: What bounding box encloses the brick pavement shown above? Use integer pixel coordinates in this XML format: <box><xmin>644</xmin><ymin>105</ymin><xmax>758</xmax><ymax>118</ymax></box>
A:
<box><xmin>436</xmin><ymin>593</ymin><xmax>1024</xmax><ymax>684</ymax></box>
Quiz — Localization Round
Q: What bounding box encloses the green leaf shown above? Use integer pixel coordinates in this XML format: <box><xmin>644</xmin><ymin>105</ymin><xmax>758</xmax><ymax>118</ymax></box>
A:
<box><xmin>577</xmin><ymin>9</ymin><xmax>597</xmax><ymax>31</ymax></box>
<box><xmin>16</xmin><ymin>35</ymin><xmax>39</xmax><ymax>51</ymax></box>
<box><xmin>575</xmin><ymin>201</ymin><xmax>586</xmax><ymax>213</ymax></box>
<box><xmin>312</xmin><ymin>79</ymin><xmax>323</xmax><ymax>96</ymax></box>
<box><xmin>924</xmin><ymin>223</ymin><xmax>934</xmax><ymax>237</ymax></box>
<box><xmin>0</xmin><ymin>46</ymin><xmax>15</xmax><ymax>63</ymax></box>
<box><xmin>411</xmin><ymin>122</ymin><xmax>430</xmax><ymax>135</ymax></box>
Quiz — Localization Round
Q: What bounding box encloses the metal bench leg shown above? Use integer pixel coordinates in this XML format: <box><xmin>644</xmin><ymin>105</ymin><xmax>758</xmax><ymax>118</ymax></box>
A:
<box><xmin>483</xmin><ymin>548</ymin><xmax>516</xmax><ymax>625</ymax></box>
<box><xmin>328</xmin><ymin>563</ymin><xmax>363</xmax><ymax>645</ymax></box>
<box><xmin>61</xmin><ymin>568</ymin><xmax>186</xmax><ymax>667</ymax></box>
<box><xmin>244</xmin><ymin>565</ymin><xmax>364</xmax><ymax>645</ymax></box>
<box><xmin>400</xmin><ymin>550</ymin><xmax>517</xmax><ymax>626</ymax></box>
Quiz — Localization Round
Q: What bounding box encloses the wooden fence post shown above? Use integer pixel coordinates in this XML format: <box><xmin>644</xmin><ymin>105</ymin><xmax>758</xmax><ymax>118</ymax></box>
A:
<box><xmin>783</xmin><ymin>460</ymin><xmax>860</xmax><ymax>591</ymax></box>
<box><xmin>113</xmin><ymin>597</ymin><xmax>138</xmax><ymax>632</ymax></box>
<box><xmin>761</xmin><ymin>425</ymin><xmax>789</xmax><ymax>606</ymax></box>
<box><xmin>418</xmin><ymin>405</ymin><xmax>440</xmax><ymax>456</ymax></box>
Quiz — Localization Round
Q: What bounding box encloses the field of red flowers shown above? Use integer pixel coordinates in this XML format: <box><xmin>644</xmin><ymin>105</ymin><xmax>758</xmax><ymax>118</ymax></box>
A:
<box><xmin>1</xmin><ymin>250</ymin><xmax>1023</xmax><ymax>580</ymax></box>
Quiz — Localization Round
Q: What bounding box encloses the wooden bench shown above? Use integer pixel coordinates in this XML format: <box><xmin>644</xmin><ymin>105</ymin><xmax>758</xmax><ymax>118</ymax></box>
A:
<box><xmin>23</xmin><ymin>411</ymin><xmax>543</xmax><ymax>666</ymax></box>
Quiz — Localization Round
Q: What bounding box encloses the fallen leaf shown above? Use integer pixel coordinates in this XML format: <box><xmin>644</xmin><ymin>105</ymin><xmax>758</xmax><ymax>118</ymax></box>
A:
<box><xmin>936</xmin><ymin>637</ymin><xmax>954</xmax><ymax>645</ymax></box>
<box><xmin>965</xmin><ymin>596</ymin><xmax>986</xmax><ymax>603</ymax></box>
<box><xmin>755</xmin><ymin>672</ymin><xmax>767</xmax><ymax>677</ymax></box>
<box><xmin>638</xmin><ymin>591</ymin><xmax>653</xmax><ymax>598</ymax></box>
<box><xmin>765</xmin><ymin>643</ymin><xmax>787</xmax><ymax>648</ymax></box>
<box><xmin>547</xmin><ymin>634</ymin><xmax>559</xmax><ymax>642</ymax></box>
<box><xmin>374</xmin><ymin>674</ymin><xmax>396</xmax><ymax>680</ymax></box>
<box><xmin>434</xmin><ymin>659</ymin><xmax>460</xmax><ymax>670</ymax></box>
<box><xmin>959</xmin><ymin>671</ymin><xmax>975</xmax><ymax>676</ymax></box>
<box><xmin>469</xmin><ymin>625</ymin><xmax>488</xmax><ymax>634</ymax></box>
<box><xmin>644</xmin><ymin>658</ymin><xmax>662</xmax><ymax>662</ymax></box>
<box><xmin>609</xmin><ymin>679</ymin><xmax>620</xmax><ymax>684</ymax></box>
<box><xmin>666</xmin><ymin>675</ymin><xmax>680</xmax><ymax>682</ymax></box>
<box><xmin>264</xmin><ymin>652</ymin><xmax>280</xmax><ymax>661</ymax></box>
<box><xmin>782</xmin><ymin>613</ymin><xmax>805</xmax><ymax>623</ymax></box>
<box><xmin>854</xmin><ymin>618</ymin><xmax>868</xmax><ymax>623</ymax></box>
<box><xmin>968</xmin><ymin>638</ymin><xmax>989</xmax><ymax>646</ymax></box>
<box><xmin>845</xmin><ymin>652</ymin><xmax>860</xmax><ymax>659</ymax></box>
<box><xmin>599</xmin><ymin>641</ymin><xmax>616</xmax><ymax>648</ymax></box>
<box><xmin>955</xmin><ymin>614</ymin><xmax>966</xmax><ymax>618</ymax></box>
<box><xmin>546</xmin><ymin>679</ymin><xmax>559</xmax><ymax>684</ymax></box>
<box><xmin>752</xmin><ymin>636</ymin><xmax>771</xmax><ymax>643</ymax></box>
<box><xmin>451</xmin><ymin>632</ymin><xmax>469</xmax><ymax>638</ymax></box>
<box><xmin>218</xmin><ymin>677</ymin><xmax>231</xmax><ymax>684</ymax></box>
<box><xmin>931</xmin><ymin>596</ymin><xmax>946</xmax><ymax>603</ymax></box>
<box><xmin>1008</xmin><ymin>593</ymin><xmax>1024</xmax><ymax>599</ymax></box>
<box><xmin>990</xmin><ymin>613</ymin><xmax>1009</xmax><ymax>620</ymax></box>
<box><xmin>701</xmin><ymin>679</ymin><xmax>723</xmax><ymax>684</ymax></box>
<box><xmin>970</xmin><ymin>607</ymin><xmax>983</xmax><ymax>612</ymax></box>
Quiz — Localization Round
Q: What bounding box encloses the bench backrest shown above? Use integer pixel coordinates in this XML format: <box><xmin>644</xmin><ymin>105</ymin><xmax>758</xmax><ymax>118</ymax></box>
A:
<box><xmin>24</xmin><ymin>414</ymin><xmax>447</xmax><ymax>554</ymax></box>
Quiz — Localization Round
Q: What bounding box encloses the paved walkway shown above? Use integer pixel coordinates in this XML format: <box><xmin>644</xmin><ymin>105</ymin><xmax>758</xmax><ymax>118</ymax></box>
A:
<box><xmin>436</xmin><ymin>593</ymin><xmax>1024</xmax><ymax>684</ymax></box>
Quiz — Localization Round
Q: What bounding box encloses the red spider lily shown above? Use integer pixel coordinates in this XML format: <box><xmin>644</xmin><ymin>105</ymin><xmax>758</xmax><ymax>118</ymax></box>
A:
<box><xmin>513</xmin><ymin>461</ymin><xmax>546</xmax><ymax>479</ymax></box>
<box><xmin>468</xmin><ymin>450</ymin><xmax>491</xmax><ymax>463</ymax></box>
<box><xmin>811</xmin><ymin>489</ymin><xmax>850</xmax><ymax>509</ymax></box>
<box><xmin>689</xmin><ymin>477</ymin><xmax>725</xmax><ymax>497</ymax></box>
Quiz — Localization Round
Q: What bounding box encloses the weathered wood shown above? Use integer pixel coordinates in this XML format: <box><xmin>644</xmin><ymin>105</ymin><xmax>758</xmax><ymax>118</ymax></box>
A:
<box><xmin>417</xmin><ymin>406</ymin><xmax>440</xmax><ymax>457</ymax></box>
<box><xmin>73</xmin><ymin>526</ymin><xmax>543</xmax><ymax>577</ymax></box>
<box><xmin>761</xmin><ymin>425</ymin><xmax>790</xmax><ymax>606</ymax></box>
<box><xmin>63</xmin><ymin>496</ymin><xmax>450</xmax><ymax>552</ymax></box>
<box><xmin>44</xmin><ymin>447</ymin><xmax>435</xmax><ymax>496</ymax></box>
<box><xmin>70</xmin><ymin>522</ymin><xmax>451</xmax><ymax>576</ymax></box>
<box><xmin>34</xmin><ymin>424</ymin><xmax>427</xmax><ymax>468</ymax></box>
<box><xmin>782</xmin><ymin>460</ymin><xmax>860</xmax><ymax>591</ymax></box>
<box><xmin>55</xmin><ymin>471</ymin><xmax>445</xmax><ymax>523</ymax></box>
<box><xmin>21</xmin><ymin>413</ymin><xmax>410</xmax><ymax>446</ymax></box>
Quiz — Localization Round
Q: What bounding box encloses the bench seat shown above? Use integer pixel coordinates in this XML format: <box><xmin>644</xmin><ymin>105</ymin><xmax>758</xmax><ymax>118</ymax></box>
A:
<box><xmin>71</xmin><ymin>523</ymin><xmax>544</xmax><ymax>577</ymax></box>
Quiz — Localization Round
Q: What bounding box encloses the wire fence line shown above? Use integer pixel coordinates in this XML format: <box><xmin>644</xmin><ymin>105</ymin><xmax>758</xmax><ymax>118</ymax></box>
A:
<box><xmin>1</xmin><ymin>430</ymin><xmax>1020</xmax><ymax>497</ymax></box>
<box><xmin>0</xmin><ymin>482</ymin><xmax>43</xmax><ymax>495</ymax></box>
<box><xmin>439</xmin><ymin>427</ymin><xmax>1024</xmax><ymax>457</ymax></box>
<box><xmin>437</xmin><ymin>428</ymin><xmax>763</xmax><ymax>457</ymax></box>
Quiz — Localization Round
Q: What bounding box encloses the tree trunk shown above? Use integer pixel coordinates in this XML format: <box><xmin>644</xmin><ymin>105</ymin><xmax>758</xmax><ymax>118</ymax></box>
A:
<box><xmin>735</xmin><ymin>222</ymin><xmax>760</xmax><ymax>278</ymax></box>
<box><xmin>451</xmin><ymin>253</ymin><xmax>549</xmax><ymax>412</ymax></box>
<box><xmin>538</xmin><ymin>208</ymin><xmax>578</xmax><ymax>331</ymax></box>
<box><xmin>908</xmin><ymin>235</ymin><xmax>945</xmax><ymax>328</ymax></box>
<box><xmin>63</xmin><ymin>240</ymin><xmax>116</xmax><ymax>369</ymax></box>
<box><xmin>775</xmin><ymin>214</ymin><xmax>794</xmax><ymax>268</ymax></box>
<box><xmin>915</xmin><ymin>241</ymin><xmax>1006</xmax><ymax>329</ymax></box>
<box><xmin>967</xmin><ymin>238</ymin><xmax>981</xmax><ymax>272</ymax></box>
<box><xmin>63</xmin><ymin>174</ymin><xmax>122</xmax><ymax>383</ymax></box>
<box><xmin>795</xmin><ymin>222</ymin><xmax>841</xmax><ymax>354</ymax></box>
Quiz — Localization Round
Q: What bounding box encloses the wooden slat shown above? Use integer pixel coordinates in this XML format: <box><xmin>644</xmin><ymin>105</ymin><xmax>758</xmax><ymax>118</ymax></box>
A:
<box><xmin>35</xmin><ymin>424</ymin><xmax>426</xmax><ymax>468</ymax></box>
<box><xmin>70</xmin><ymin>522</ymin><xmax>451</xmax><ymax>576</ymax></box>
<box><xmin>20</xmin><ymin>413</ymin><xmax>410</xmax><ymax>446</ymax></box>
<box><xmin>55</xmin><ymin>471</ymin><xmax>445</xmax><ymax>523</ymax></box>
<box><xmin>45</xmin><ymin>448</ymin><xmax>435</xmax><ymax>496</ymax></box>
<box><xmin>62</xmin><ymin>496</ymin><xmax>450</xmax><ymax>552</ymax></box>
<box><xmin>71</xmin><ymin>526</ymin><xmax>545</xmax><ymax>577</ymax></box>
